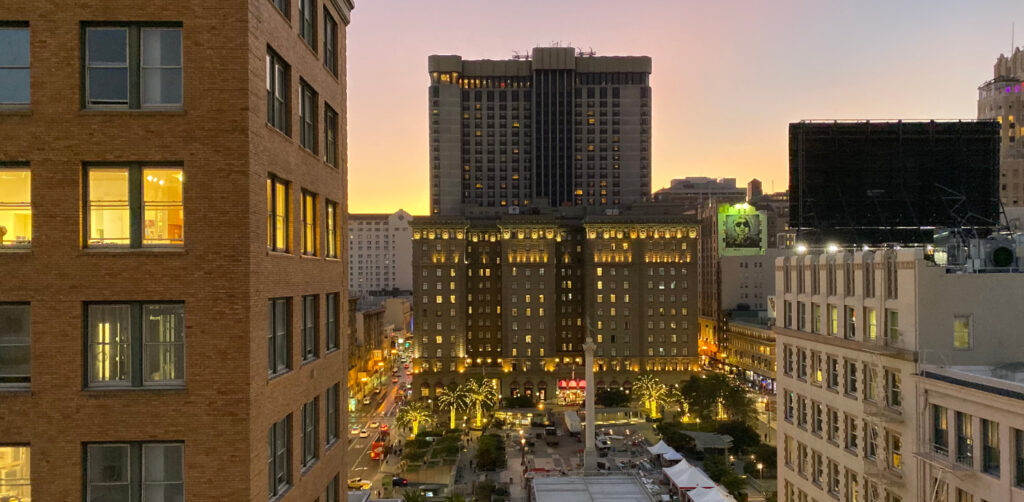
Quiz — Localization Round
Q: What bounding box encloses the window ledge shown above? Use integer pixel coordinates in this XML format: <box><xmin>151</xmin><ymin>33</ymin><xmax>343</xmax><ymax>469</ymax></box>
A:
<box><xmin>80</xmin><ymin>108</ymin><xmax>185</xmax><ymax>116</ymax></box>
<box><xmin>268</xmin><ymin>370</ymin><xmax>292</xmax><ymax>383</ymax></box>
<box><xmin>301</xmin><ymin>357</ymin><xmax>319</xmax><ymax>367</ymax></box>
<box><xmin>0</xmin><ymin>386</ymin><xmax>31</xmax><ymax>394</ymax></box>
<box><xmin>82</xmin><ymin>386</ymin><xmax>186</xmax><ymax>395</ymax></box>
<box><xmin>267</xmin><ymin>250</ymin><xmax>296</xmax><ymax>258</ymax></box>
<box><xmin>300</xmin><ymin>458</ymin><xmax>319</xmax><ymax>476</ymax></box>
<box><xmin>325</xmin><ymin>438</ymin><xmax>340</xmax><ymax>452</ymax></box>
<box><xmin>0</xmin><ymin>107</ymin><xmax>31</xmax><ymax>115</ymax></box>
<box><xmin>265</xmin><ymin>123</ymin><xmax>293</xmax><ymax>141</ymax></box>
<box><xmin>0</xmin><ymin>247</ymin><xmax>32</xmax><ymax>253</ymax></box>
<box><xmin>300</xmin><ymin>253</ymin><xmax>322</xmax><ymax>260</ymax></box>
<box><xmin>82</xmin><ymin>247</ymin><xmax>186</xmax><ymax>255</ymax></box>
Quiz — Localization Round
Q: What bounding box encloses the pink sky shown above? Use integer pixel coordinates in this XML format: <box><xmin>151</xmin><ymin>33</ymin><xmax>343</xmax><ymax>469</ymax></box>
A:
<box><xmin>346</xmin><ymin>0</ymin><xmax>1024</xmax><ymax>215</ymax></box>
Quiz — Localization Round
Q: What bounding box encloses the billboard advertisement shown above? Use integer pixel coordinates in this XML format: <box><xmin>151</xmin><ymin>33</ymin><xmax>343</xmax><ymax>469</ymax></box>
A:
<box><xmin>718</xmin><ymin>203</ymin><xmax>767</xmax><ymax>256</ymax></box>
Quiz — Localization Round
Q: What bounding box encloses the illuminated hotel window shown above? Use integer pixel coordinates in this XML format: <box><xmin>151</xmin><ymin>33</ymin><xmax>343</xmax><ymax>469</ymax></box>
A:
<box><xmin>86</xmin><ymin>165</ymin><xmax>183</xmax><ymax>248</ymax></box>
<box><xmin>86</xmin><ymin>302</ymin><xmax>185</xmax><ymax>388</ymax></box>
<box><xmin>0</xmin><ymin>446</ymin><xmax>30</xmax><ymax>500</ymax></box>
<box><xmin>0</xmin><ymin>304</ymin><xmax>29</xmax><ymax>386</ymax></box>
<box><xmin>267</xmin><ymin>176</ymin><xmax>290</xmax><ymax>252</ymax></box>
<box><xmin>0</xmin><ymin>166</ymin><xmax>31</xmax><ymax>247</ymax></box>
<box><xmin>301</xmin><ymin>191</ymin><xmax>318</xmax><ymax>256</ymax></box>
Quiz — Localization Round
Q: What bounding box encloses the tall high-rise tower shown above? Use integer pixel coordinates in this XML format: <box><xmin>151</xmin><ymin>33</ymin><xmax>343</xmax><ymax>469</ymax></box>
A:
<box><xmin>427</xmin><ymin>47</ymin><xmax>652</xmax><ymax>215</ymax></box>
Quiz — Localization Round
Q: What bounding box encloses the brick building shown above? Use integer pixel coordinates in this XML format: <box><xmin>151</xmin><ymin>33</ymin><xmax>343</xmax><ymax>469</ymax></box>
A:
<box><xmin>0</xmin><ymin>0</ymin><xmax>353</xmax><ymax>500</ymax></box>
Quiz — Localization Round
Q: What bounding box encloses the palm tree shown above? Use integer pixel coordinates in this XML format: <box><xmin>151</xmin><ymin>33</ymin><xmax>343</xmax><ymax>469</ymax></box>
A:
<box><xmin>396</xmin><ymin>401</ymin><xmax>434</xmax><ymax>438</ymax></box>
<box><xmin>634</xmin><ymin>374</ymin><xmax>669</xmax><ymax>419</ymax></box>
<box><xmin>437</xmin><ymin>384</ymin><xmax>469</xmax><ymax>430</ymax></box>
<box><xmin>402</xmin><ymin>490</ymin><xmax>428</xmax><ymax>502</ymax></box>
<box><xmin>463</xmin><ymin>377</ymin><xmax>499</xmax><ymax>428</ymax></box>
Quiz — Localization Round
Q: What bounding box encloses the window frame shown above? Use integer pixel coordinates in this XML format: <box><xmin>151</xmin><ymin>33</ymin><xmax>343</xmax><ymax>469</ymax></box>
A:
<box><xmin>266</xmin><ymin>48</ymin><xmax>290</xmax><ymax>135</ymax></box>
<box><xmin>298</xmin><ymin>0</ymin><xmax>317</xmax><ymax>50</ymax></box>
<box><xmin>0</xmin><ymin>163</ymin><xmax>32</xmax><ymax>249</ymax></box>
<box><xmin>271</xmin><ymin>0</ymin><xmax>290</xmax><ymax>19</ymax></box>
<box><xmin>324</xmin><ymin>104</ymin><xmax>339</xmax><ymax>167</ymax></box>
<box><xmin>301</xmin><ymin>397</ymin><xmax>319</xmax><ymax>467</ymax></box>
<box><xmin>299</xmin><ymin>80</ymin><xmax>318</xmax><ymax>153</ymax></box>
<box><xmin>268</xmin><ymin>297</ymin><xmax>291</xmax><ymax>376</ymax></box>
<box><xmin>325</xmin><ymin>292</ymin><xmax>339</xmax><ymax>351</ymax></box>
<box><xmin>0</xmin><ymin>23</ymin><xmax>30</xmax><ymax>107</ymax></box>
<box><xmin>82</xmin><ymin>23</ymin><xmax>184</xmax><ymax>110</ymax></box>
<box><xmin>953</xmin><ymin>314</ymin><xmax>972</xmax><ymax>349</ymax></box>
<box><xmin>268</xmin><ymin>415</ymin><xmax>291</xmax><ymax>497</ymax></box>
<box><xmin>84</xmin><ymin>163</ymin><xmax>185</xmax><ymax>249</ymax></box>
<box><xmin>324</xmin><ymin>200</ymin><xmax>338</xmax><ymax>258</ymax></box>
<box><xmin>301</xmin><ymin>294</ymin><xmax>318</xmax><ymax>362</ymax></box>
<box><xmin>322</xmin><ymin>10</ymin><xmax>338</xmax><ymax>76</ymax></box>
<box><xmin>301</xmin><ymin>190</ymin><xmax>318</xmax><ymax>256</ymax></box>
<box><xmin>325</xmin><ymin>383</ymin><xmax>339</xmax><ymax>446</ymax></box>
<box><xmin>0</xmin><ymin>303</ymin><xmax>30</xmax><ymax>387</ymax></box>
<box><xmin>267</xmin><ymin>175</ymin><xmax>290</xmax><ymax>252</ymax></box>
<box><xmin>85</xmin><ymin>442</ymin><xmax>185</xmax><ymax>502</ymax></box>
<box><xmin>84</xmin><ymin>301</ymin><xmax>186</xmax><ymax>389</ymax></box>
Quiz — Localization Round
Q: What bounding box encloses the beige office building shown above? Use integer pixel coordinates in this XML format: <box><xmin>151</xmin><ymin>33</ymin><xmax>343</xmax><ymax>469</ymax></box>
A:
<box><xmin>775</xmin><ymin>247</ymin><xmax>1024</xmax><ymax>502</ymax></box>
<box><xmin>347</xmin><ymin>209</ymin><xmax>414</xmax><ymax>296</ymax></box>
<box><xmin>978</xmin><ymin>46</ymin><xmax>1024</xmax><ymax>206</ymax></box>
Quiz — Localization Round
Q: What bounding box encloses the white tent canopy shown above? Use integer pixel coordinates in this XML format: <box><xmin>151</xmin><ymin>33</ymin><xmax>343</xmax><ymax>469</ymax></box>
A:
<box><xmin>647</xmin><ymin>440</ymin><xmax>676</xmax><ymax>455</ymax></box>
<box><xmin>686</xmin><ymin>486</ymin><xmax>737</xmax><ymax>502</ymax></box>
<box><xmin>662</xmin><ymin>451</ymin><xmax>683</xmax><ymax>461</ymax></box>
<box><xmin>662</xmin><ymin>461</ymin><xmax>713</xmax><ymax>491</ymax></box>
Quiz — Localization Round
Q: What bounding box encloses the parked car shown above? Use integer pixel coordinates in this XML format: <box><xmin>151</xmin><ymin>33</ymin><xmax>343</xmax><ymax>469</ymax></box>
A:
<box><xmin>392</xmin><ymin>476</ymin><xmax>409</xmax><ymax>487</ymax></box>
<box><xmin>347</xmin><ymin>478</ymin><xmax>372</xmax><ymax>490</ymax></box>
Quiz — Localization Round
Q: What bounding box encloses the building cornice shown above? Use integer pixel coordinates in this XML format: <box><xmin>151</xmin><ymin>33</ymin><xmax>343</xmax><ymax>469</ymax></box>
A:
<box><xmin>773</xmin><ymin>326</ymin><xmax>917</xmax><ymax>362</ymax></box>
<box><xmin>328</xmin><ymin>0</ymin><xmax>354</xmax><ymax>25</ymax></box>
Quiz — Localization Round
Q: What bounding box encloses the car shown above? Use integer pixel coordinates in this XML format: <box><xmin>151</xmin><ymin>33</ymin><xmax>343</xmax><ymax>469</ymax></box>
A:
<box><xmin>392</xmin><ymin>476</ymin><xmax>409</xmax><ymax>487</ymax></box>
<box><xmin>350</xmin><ymin>425</ymin><xmax>361</xmax><ymax>435</ymax></box>
<box><xmin>362</xmin><ymin>396</ymin><xmax>371</xmax><ymax>405</ymax></box>
<box><xmin>403</xmin><ymin>363</ymin><xmax>410</xmax><ymax>369</ymax></box>
<box><xmin>380</xmin><ymin>423</ymin><xmax>390</xmax><ymax>432</ymax></box>
<box><xmin>359</xmin><ymin>428</ymin><xmax>370</xmax><ymax>438</ymax></box>
<box><xmin>347</xmin><ymin>478</ymin><xmax>372</xmax><ymax>490</ymax></box>
<box><xmin>369</xmin><ymin>421</ymin><xmax>380</xmax><ymax>429</ymax></box>
<box><xmin>391</xmin><ymin>376</ymin><xmax>399</xmax><ymax>383</ymax></box>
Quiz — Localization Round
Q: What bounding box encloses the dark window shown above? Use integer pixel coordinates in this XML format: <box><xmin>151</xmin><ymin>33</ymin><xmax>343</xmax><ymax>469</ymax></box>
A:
<box><xmin>933</xmin><ymin>405</ymin><xmax>948</xmax><ymax>455</ymax></box>
<box><xmin>83</xmin><ymin>24</ymin><xmax>182</xmax><ymax>109</ymax></box>
<box><xmin>268</xmin><ymin>415</ymin><xmax>291</xmax><ymax>497</ymax></box>
<box><xmin>301</xmin><ymin>190</ymin><xmax>317</xmax><ymax>256</ymax></box>
<box><xmin>1015</xmin><ymin>429</ymin><xmax>1024</xmax><ymax>487</ymax></box>
<box><xmin>983</xmin><ymin>419</ymin><xmax>1000</xmax><ymax>476</ymax></box>
<box><xmin>326</xmin><ymin>383</ymin><xmax>339</xmax><ymax>445</ymax></box>
<box><xmin>86</xmin><ymin>302</ymin><xmax>185</xmax><ymax>388</ymax></box>
<box><xmin>268</xmin><ymin>298</ymin><xmax>290</xmax><ymax>375</ymax></box>
<box><xmin>298</xmin><ymin>0</ymin><xmax>316</xmax><ymax>49</ymax></box>
<box><xmin>0</xmin><ymin>303</ymin><xmax>30</xmax><ymax>386</ymax></box>
<box><xmin>267</xmin><ymin>175</ymin><xmax>289</xmax><ymax>252</ymax></box>
<box><xmin>85</xmin><ymin>443</ymin><xmax>184</xmax><ymax>502</ymax></box>
<box><xmin>325</xmin><ymin>475</ymin><xmax>339</xmax><ymax>502</ymax></box>
<box><xmin>323</xmin><ymin>10</ymin><xmax>338</xmax><ymax>75</ymax></box>
<box><xmin>325</xmin><ymin>292</ymin><xmax>339</xmax><ymax>350</ymax></box>
<box><xmin>0</xmin><ymin>24</ymin><xmax>30</xmax><ymax>105</ymax></box>
<box><xmin>324</xmin><ymin>104</ymin><xmax>338</xmax><ymax>166</ymax></box>
<box><xmin>271</xmin><ymin>0</ymin><xmax>289</xmax><ymax>18</ymax></box>
<box><xmin>299</xmin><ymin>81</ymin><xmax>318</xmax><ymax>152</ymax></box>
<box><xmin>266</xmin><ymin>48</ymin><xmax>290</xmax><ymax>134</ymax></box>
<box><xmin>301</xmin><ymin>295</ymin><xmax>318</xmax><ymax>361</ymax></box>
<box><xmin>301</xmin><ymin>398</ymin><xmax>318</xmax><ymax>466</ymax></box>
<box><xmin>85</xmin><ymin>164</ymin><xmax>184</xmax><ymax>248</ymax></box>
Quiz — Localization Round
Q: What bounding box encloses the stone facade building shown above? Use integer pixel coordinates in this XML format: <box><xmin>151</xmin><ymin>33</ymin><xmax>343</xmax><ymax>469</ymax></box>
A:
<box><xmin>978</xmin><ymin>46</ymin><xmax>1024</xmax><ymax>206</ymax></box>
<box><xmin>348</xmin><ymin>209</ymin><xmax>413</xmax><ymax>296</ymax></box>
<box><xmin>409</xmin><ymin>210</ymin><xmax>699</xmax><ymax>402</ymax></box>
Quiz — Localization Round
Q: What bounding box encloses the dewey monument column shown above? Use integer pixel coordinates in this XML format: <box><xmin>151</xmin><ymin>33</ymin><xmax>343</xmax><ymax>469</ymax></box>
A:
<box><xmin>583</xmin><ymin>336</ymin><xmax>597</xmax><ymax>473</ymax></box>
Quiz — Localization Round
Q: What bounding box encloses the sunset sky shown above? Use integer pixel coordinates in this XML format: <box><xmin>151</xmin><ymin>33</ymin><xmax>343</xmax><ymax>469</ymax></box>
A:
<box><xmin>346</xmin><ymin>0</ymin><xmax>1024</xmax><ymax>215</ymax></box>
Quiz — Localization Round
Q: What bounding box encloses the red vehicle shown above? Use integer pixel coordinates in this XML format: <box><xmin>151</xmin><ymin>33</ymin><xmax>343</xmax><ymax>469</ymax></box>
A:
<box><xmin>380</xmin><ymin>424</ymin><xmax>390</xmax><ymax>433</ymax></box>
<box><xmin>403</xmin><ymin>363</ymin><xmax>410</xmax><ymax>369</ymax></box>
<box><xmin>369</xmin><ymin>439</ymin><xmax>387</xmax><ymax>460</ymax></box>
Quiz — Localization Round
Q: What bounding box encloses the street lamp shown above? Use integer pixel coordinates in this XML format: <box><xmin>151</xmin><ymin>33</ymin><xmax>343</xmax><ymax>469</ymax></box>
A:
<box><xmin>757</xmin><ymin>462</ymin><xmax>764</xmax><ymax>480</ymax></box>
<box><xmin>521</xmin><ymin>437</ymin><xmax>527</xmax><ymax>465</ymax></box>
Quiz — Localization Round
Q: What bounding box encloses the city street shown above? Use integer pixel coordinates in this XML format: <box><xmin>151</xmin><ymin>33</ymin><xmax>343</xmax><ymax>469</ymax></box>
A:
<box><xmin>346</xmin><ymin>362</ymin><xmax>410</xmax><ymax>494</ymax></box>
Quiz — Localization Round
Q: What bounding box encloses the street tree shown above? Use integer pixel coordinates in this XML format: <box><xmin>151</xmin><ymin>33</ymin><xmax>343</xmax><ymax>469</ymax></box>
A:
<box><xmin>463</xmin><ymin>377</ymin><xmax>499</xmax><ymax>428</ymax></box>
<box><xmin>436</xmin><ymin>384</ymin><xmax>468</xmax><ymax>430</ymax></box>
<box><xmin>396</xmin><ymin>401</ymin><xmax>434</xmax><ymax>438</ymax></box>
<box><xmin>634</xmin><ymin>374</ymin><xmax>670</xmax><ymax>419</ymax></box>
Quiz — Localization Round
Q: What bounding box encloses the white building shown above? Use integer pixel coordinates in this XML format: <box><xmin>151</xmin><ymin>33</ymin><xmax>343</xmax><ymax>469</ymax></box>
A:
<box><xmin>775</xmin><ymin>246</ymin><xmax>1024</xmax><ymax>502</ymax></box>
<box><xmin>348</xmin><ymin>209</ymin><xmax>413</xmax><ymax>296</ymax></box>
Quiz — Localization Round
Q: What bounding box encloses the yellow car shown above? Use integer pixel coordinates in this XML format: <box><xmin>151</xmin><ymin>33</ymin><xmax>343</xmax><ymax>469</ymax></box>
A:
<box><xmin>347</xmin><ymin>477</ymin><xmax>372</xmax><ymax>490</ymax></box>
